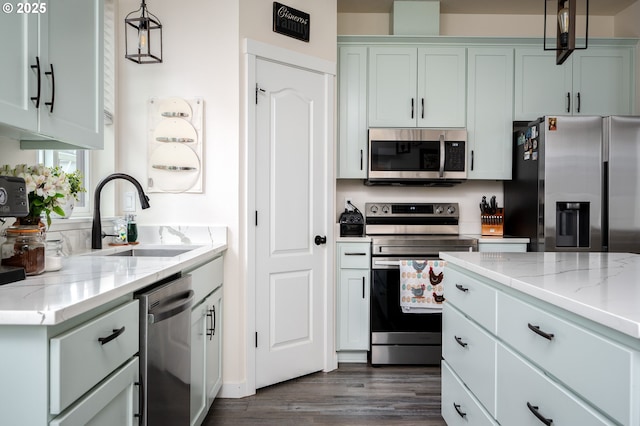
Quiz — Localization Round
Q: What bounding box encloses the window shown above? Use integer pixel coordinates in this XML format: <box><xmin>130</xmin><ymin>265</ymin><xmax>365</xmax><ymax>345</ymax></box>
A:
<box><xmin>38</xmin><ymin>149</ymin><xmax>89</xmax><ymax>215</ymax></box>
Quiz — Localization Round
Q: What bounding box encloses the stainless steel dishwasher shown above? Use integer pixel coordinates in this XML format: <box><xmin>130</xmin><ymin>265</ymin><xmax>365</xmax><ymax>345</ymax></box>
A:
<box><xmin>136</xmin><ymin>273</ymin><xmax>194</xmax><ymax>426</ymax></box>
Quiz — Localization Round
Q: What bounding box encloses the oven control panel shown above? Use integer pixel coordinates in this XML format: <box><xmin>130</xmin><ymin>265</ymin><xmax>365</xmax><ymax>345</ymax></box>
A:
<box><xmin>365</xmin><ymin>202</ymin><xmax>458</xmax><ymax>218</ymax></box>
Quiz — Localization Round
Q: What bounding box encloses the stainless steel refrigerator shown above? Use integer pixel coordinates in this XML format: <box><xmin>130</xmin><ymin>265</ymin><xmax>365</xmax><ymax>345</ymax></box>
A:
<box><xmin>505</xmin><ymin>115</ymin><xmax>640</xmax><ymax>254</ymax></box>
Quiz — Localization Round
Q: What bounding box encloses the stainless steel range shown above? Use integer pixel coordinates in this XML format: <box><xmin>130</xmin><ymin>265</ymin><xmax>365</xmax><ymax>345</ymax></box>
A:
<box><xmin>366</xmin><ymin>202</ymin><xmax>477</xmax><ymax>365</ymax></box>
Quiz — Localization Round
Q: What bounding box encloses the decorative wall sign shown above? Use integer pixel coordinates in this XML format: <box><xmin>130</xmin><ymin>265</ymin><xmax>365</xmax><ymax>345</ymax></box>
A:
<box><xmin>273</xmin><ymin>2</ymin><xmax>310</xmax><ymax>42</ymax></box>
<box><xmin>147</xmin><ymin>97</ymin><xmax>204</xmax><ymax>193</ymax></box>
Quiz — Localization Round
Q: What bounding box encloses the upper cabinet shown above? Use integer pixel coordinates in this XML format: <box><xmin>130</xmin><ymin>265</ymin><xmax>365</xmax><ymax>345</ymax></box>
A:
<box><xmin>514</xmin><ymin>46</ymin><xmax>633</xmax><ymax>120</ymax></box>
<box><xmin>466</xmin><ymin>47</ymin><xmax>514</xmax><ymax>180</ymax></box>
<box><xmin>368</xmin><ymin>47</ymin><xmax>466</xmax><ymax>128</ymax></box>
<box><xmin>338</xmin><ymin>46</ymin><xmax>368</xmax><ymax>179</ymax></box>
<box><xmin>0</xmin><ymin>0</ymin><xmax>104</xmax><ymax>149</ymax></box>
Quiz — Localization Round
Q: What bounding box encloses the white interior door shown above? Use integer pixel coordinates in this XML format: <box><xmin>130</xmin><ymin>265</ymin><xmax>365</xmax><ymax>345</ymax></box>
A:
<box><xmin>254</xmin><ymin>58</ymin><xmax>328</xmax><ymax>389</ymax></box>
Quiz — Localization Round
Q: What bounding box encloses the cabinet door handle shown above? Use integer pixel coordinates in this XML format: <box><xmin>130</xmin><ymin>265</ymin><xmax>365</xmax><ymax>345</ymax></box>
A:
<box><xmin>98</xmin><ymin>326</ymin><xmax>125</xmax><ymax>345</ymax></box>
<box><xmin>362</xmin><ymin>277</ymin><xmax>366</xmax><ymax>299</ymax></box>
<box><xmin>360</xmin><ymin>149</ymin><xmax>363</xmax><ymax>171</ymax></box>
<box><xmin>527</xmin><ymin>402</ymin><xmax>553</xmax><ymax>426</ymax></box>
<box><xmin>470</xmin><ymin>150</ymin><xmax>474</xmax><ymax>171</ymax></box>
<box><xmin>44</xmin><ymin>64</ymin><xmax>55</xmax><ymax>113</ymax></box>
<box><xmin>30</xmin><ymin>56</ymin><xmax>41</xmax><ymax>108</ymax></box>
<box><xmin>576</xmin><ymin>92</ymin><xmax>581</xmax><ymax>113</ymax></box>
<box><xmin>207</xmin><ymin>305</ymin><xmax>216</xmax><ymax>340</ymax></box>
<box><xmin>411</xmin><ymin>98</ymin><xmax>414</xmax><ymax>119</ymax></box>
<box><xmin>454</xmin><ymin>335</ymin><xmax>468</xmax><ymax>348</ymax></box>
<box><xmin>453</xmin><ymin>403</ymin><xmax>467</xmax><ymax>418</ymax></box>
<box><xmin>566</xmin><ymin>92</ymin><xmax>571</xmax><ymax>113</ymax></box>
<box><xmin>421</xmin><ymin>98</ymin><xmax>425</xmax><ymax>119</ymax></box>
<box><xmin>455</xmin><ymin>284</ymin><xmax>469</xmax><ymax>292</ymax></box>
<box><xmin>345</xmin><ymin>252</ymin><xmax>367</xmax><ymax>256</ymax></box>
<box><xmin>527</xmin><ymin>323</ymin><xmax>554</xmax><ymax>341</ymax></box>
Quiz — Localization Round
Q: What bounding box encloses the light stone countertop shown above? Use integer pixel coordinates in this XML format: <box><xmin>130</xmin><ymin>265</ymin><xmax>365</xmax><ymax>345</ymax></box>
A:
<box><xmin>439</xmin><ymin>251</ymin><xmax>640</xmax><ymax>339</ymax></box>
<box><xmin>0</xmin><ymin>225</ymin><xmax>227</xmax><ymax>326</ymax></box>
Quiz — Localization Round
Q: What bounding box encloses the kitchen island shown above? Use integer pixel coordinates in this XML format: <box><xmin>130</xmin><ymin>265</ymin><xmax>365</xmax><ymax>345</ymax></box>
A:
<box><xmin>0</xmin><ymin>226</ymin><xmax>227</xmax><ymax>425</ymax></box>
<box><xmin>440</xmin><ymin>251</ymin><xmax>640</xmax><ymax>426</ymax></box>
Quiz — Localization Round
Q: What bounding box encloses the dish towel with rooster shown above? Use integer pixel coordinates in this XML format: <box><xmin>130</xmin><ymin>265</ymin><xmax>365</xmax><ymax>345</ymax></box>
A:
<box><xmin>399</xmin><ymin>260</ymin><xmax>446</xmax><ymax>314</ymax></box>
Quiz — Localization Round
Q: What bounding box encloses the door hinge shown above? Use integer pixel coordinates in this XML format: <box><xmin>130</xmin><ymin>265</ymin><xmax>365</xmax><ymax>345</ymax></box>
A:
<box><xmin>255</xmin><ymin>332</ymin><xmax>258</xmax><ymax>348</ymax></box>
<box><xmin>255</xmin><ymin>84</ymin><xmax>265</xmax><ymax>104</ymax></box>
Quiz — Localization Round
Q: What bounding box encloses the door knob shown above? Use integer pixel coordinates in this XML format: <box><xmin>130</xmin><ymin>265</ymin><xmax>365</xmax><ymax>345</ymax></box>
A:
<box><xmin>314</xmin><ymin>235</ymin><xmax>327</xmax><ymax>245</ymax></box>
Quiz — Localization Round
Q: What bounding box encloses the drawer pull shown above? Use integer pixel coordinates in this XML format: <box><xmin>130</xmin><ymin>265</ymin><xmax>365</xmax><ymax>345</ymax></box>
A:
<box><xmin>527</xmin><ymin>402</ymin><xmax>553</xmax><ymax>425</ymax></box>
<box><xmin>527</xmin><ymin>323</ymin><xmax>555</xmax><ymax>341</ymax></box>
<box><xmin>453</xmin><ymin>403</ymin><xmax>467</xmax><ymax>418</ymax></box>
<box><xmin>344</xmin><ymin>252</ymin><xmax>367</xmax><ymax>256</ymax></box>
<box><xmin>455</xmin><ymin>284</ymin><xmax>469</xmax><ymax>292</ymax></box>
<box><xmin>97</xmin><ymin>326</ymin><xmax>125</xmax><ymax>345</ymax></box>
<box><xmin>454</xmin><ymin>335</ymin><xmax>468</xmax><ymax>348</ymax></box>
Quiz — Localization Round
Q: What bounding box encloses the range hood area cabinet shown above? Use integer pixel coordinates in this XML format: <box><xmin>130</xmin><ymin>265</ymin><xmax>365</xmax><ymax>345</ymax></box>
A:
<box><xmin>368</xmin><ymin>46</ymin><xmax>467</xmax><ymax>128</ymax></box>
<box><xmin>0</xmin><ymin>0</ymin><xmax>104</xmax><ymax>150</ymax></box>
<box><xmin>514</xmin><ymin>46</ymin><xmax>633</xmax><ymax>121</ymax></box>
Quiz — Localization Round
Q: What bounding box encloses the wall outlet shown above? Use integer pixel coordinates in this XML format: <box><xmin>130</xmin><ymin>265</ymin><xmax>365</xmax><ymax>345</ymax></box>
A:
<box><xmin>123</xmin><ymin>191</ymin><xmax>136</xmax><ymax>212</ymax></box>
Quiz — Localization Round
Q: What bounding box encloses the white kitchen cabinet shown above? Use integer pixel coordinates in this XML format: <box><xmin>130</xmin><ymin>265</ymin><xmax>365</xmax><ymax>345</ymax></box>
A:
<box><xmin>0</xmin><ymin>0</ymin><xmax>104</xmax><ymax>149</ymax></box>
<box><xmin>368</xmin><ymin>47</ymin><xmax>466</xmax><ymax>128</ymax></box>
<box><xmin>338</xmin><ymin>46</ymin><xmax>368</xmax><ymax>179</ymax></box>
<box><xmin>0</xmin><ymin>297</ymin><xmax>139</xmax><ymax>425</ymax></box>
<box><xmin>466</xmin><ymin>47</ymin><xmax>514</xmax><ymax>180</ymax></box>
<box><xmin>442</xmin><ymin>263</ymin><xmax>640</xmax><ymax>426</ymax></box>
<box><xmin>477</xmin><ymin>240</ymin><xmax>528</xmax><ymax>252</ymax></box>
<box><xmin>514</xmin><ymin>46</ymin><xmax>633</xmax><ymax>120</ymax></box>
<box><xmin>189</xmin><ymin>256</ymin><xmax>224</xmax><ymax>426</ymax></box>
<box><xmin>336</xmin><ymin>242</ymin><xmax>370</xmax><ymax>361</ymax></box>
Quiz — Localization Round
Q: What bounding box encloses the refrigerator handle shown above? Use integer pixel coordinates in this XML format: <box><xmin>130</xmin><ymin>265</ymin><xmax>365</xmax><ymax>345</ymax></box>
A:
<box><xmin>566</xmin><ymin>92</ymin><xmax>571</xmax><ymax>113</ymax></box>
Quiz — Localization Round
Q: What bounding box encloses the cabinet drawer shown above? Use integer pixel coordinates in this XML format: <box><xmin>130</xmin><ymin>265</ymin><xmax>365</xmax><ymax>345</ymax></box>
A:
<box><xmin>337</xmin><ymin>243</ymin><xmax>370</xmax><ymax>269</ymax></box>
<box><xmin>50</xmin><ymin>357</ymin><xmax>139</xmax><ymax>426</ymax></box>
<box><xmin>497</xmin><ymin>292</ymin><xmax>634</xmax><ymax>425</ymax></box>
<box><xmin>50</xmin><ymin>300</ymin><xmax>139</xmax><ymax>415</ymax></box>
<box><xmin>190</xmin><ymin>255</ymin><xmax>223</xmax><ymax>303</ymax></box>
<box><xmin>442</xmin><ymin>303</ymin><xmax>496</xmax><ymax>416</ymax></box>
<box><xmin>445</xmin><ymin>267</ymin><xmax>497</xmax><ymax>333</ymax></box>
<box><xmin>496</xmin><ymin>344</ymin><xmax>615</xmax><ymax>426</ymax></box>
<box><xmin>441</xmin><ymin>361</ymin><xmax>499</xmax><ymax>426</ymax></box>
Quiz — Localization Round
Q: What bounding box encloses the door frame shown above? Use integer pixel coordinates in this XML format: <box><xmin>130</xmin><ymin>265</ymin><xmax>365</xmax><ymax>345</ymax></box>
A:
<box><xmin>243</xmin><ymin>39</ymin><xmax>337</xmax><ymax>396</ymax></box>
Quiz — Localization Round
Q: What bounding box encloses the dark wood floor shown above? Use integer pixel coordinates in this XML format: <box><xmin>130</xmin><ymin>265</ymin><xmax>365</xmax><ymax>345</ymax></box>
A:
<box><xmin>203</xmin><ymin>363</ymin><xmax>447</xmax><ymax>425</ymax></box>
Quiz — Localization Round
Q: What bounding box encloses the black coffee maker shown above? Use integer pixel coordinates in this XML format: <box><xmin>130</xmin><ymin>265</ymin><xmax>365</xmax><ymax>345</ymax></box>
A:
<box><xmin>339</xmin><ymin>201</ymin><xmax>364</xmax><ymax>237</ymax></box>
<box><xmin>0</xmin><ymin>176</ymin><xmax>30</xmax><ymax>285</ymax></box>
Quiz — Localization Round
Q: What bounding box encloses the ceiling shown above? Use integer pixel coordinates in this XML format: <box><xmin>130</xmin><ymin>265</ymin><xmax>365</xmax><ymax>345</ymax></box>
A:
<box><xmin>337</xmin><ymin>0</ymin><xmax>638</xmax><ymax>16</ymax></box>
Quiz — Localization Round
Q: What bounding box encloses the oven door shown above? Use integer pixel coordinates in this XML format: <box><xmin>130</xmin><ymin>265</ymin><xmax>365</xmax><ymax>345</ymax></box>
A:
<box><xmin>370</xmin><ymin>256</ymin><xmax>442</xmax><ymax>339</ymax></box>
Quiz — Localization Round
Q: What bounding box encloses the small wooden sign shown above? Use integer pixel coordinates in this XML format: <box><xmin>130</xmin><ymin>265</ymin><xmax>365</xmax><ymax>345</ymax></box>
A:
<box><xmin>273</xmin><ymin>2</ymin><xmax>310</xmax><ymax>42</ymax></box>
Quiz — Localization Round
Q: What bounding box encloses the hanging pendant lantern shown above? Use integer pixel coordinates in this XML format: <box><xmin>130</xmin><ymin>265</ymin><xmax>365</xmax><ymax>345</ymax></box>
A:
<box><xmin>544</xmin><ymin>0</ymin><xmax>589</xmax><ymax>65</ymax></box>
<box><xmin>125</xmin><ymin>0</ymin><xmax>163</xmax><ymax>64</ymax></box>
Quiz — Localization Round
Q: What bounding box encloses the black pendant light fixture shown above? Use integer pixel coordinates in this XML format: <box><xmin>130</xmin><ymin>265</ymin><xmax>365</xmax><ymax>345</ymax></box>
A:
<box><xmin>125</xmin><ymin>0</ymin><xmax>163</xmax><ymax>64</ymax></box>
<box><xmin>544</xmin><ymin>0</ymin><xmax>589</xmax><ymax>65</ymax></box>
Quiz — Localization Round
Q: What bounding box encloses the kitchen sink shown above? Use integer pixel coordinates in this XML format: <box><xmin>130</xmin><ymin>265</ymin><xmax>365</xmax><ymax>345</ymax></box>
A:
<box><xmin>107</xmin><ymin>248</ymin><xmax>194</xmax><ymax>257</ymax></box>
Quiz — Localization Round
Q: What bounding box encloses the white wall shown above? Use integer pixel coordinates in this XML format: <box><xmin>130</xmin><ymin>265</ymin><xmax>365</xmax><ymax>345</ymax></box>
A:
<box><xmin>117</xmin><ymin>0</ymin><xmax>242</xmax><ymax>387</ymax></box>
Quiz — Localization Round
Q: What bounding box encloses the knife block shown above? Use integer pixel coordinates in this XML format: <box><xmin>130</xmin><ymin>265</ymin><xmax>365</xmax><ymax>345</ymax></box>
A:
<box><xmin>481</xmin><ymin>208</ymin><xmax>504</xmax><ymax>236</ymax></box>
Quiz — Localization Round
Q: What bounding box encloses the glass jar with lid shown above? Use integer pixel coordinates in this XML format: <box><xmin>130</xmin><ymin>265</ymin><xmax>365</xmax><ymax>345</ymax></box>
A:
<box><xmin>1</xmin><ymin>226</ymin><xmax>46</xmax><ymax>275</ymax></box>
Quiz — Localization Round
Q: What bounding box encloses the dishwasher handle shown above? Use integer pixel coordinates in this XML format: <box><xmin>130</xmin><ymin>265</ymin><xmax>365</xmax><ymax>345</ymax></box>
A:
<box><xmin>148</xmin><ymin>290</ymin><xmax>195</xmax><ymax>324</ymax></box>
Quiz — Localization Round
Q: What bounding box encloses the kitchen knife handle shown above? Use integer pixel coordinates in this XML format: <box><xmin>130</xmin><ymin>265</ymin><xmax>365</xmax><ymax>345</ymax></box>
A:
<box><xmin>566</xmin><ymin>92</ymin><xmax>570</xmax><ymax>113</ymax></box>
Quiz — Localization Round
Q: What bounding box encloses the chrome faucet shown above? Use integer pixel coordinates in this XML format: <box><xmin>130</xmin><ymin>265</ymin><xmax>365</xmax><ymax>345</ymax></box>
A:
<box><xmin>91</xmin><ymin>173</ymin><xmax>150</xmax><ymax>249</ymax></box>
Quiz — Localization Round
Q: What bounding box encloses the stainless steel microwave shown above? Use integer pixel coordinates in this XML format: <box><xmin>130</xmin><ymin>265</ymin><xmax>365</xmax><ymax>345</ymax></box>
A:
<box><xmin>367</xmin><ymin>128</ymin><xmax>467</xmax><ymax>185</ymax></box>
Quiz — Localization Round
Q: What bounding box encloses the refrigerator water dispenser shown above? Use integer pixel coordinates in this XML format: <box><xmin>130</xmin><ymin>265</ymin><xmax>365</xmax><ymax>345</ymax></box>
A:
<box><xmin>556</xmin><ymin>202</ymin><xmax>590</xmax><ymax>248</ymax></box>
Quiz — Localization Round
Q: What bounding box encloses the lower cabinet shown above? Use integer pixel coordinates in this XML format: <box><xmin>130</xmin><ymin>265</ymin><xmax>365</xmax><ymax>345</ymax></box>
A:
<box><xmin>477</xmin><ymin>240</ymin><xmax>527</xmax><ymax>252</ymax></box>
<box><xmin>442</xmin><ymin>265</ymin><xmax>638</xmax><ymax>426</ymax></box>
<box><xmin>189</xmin><ymin>256</ymin><xmax>224</xmax><ymax>426</ymax></box>
<box><xmin>0</xmin><ymin>298</ymin><xmax>140</xmax><ymax>425</ymax></box>
<box><xmin>336</xmin><ymin>241</ymin><xmax>370</xmax><ymax>362</ymax></box>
